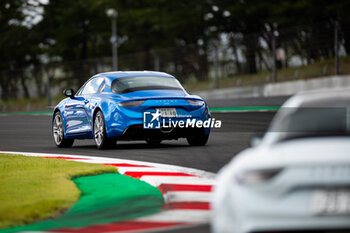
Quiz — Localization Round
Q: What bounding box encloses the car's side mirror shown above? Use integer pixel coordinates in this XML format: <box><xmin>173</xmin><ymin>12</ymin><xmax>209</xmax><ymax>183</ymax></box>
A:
<box><xmin>250</xmin><ymin>134</ymin><xmax>264</xmax><ymax>147</ymax></box>
<box><xmin>64</xmin><ymin>89</ymin><xmax>75</xmax><ymax>98</ymax></box>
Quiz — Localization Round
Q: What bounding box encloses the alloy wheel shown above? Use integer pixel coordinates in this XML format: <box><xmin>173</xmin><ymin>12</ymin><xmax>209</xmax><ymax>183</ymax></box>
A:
<box><xmin>94</xmin><ymin>113</ymin><xmax>104</xmax><ymax>146</ymax></box>
<box><xmin>53</xmin><ymin>114</ymin><xmax>64</xmax><ymax>145</ymax></box>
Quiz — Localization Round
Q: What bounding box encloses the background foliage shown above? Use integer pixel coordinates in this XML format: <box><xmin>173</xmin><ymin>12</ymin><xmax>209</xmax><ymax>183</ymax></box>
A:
<box><xmin>1</xmin><ymin>0</ymin><xmax>350</xmax><ymax>102</ymax></box>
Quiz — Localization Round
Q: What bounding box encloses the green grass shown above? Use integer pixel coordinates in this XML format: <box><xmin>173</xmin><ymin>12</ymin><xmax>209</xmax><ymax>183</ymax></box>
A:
<box><xmin>0</xmin><ymin>154</ymin><xmax>117</xmax><ymax>229</ymax></box>
<box><xmin>2</xmin><ymin>173</ymin><xmax>164</xmax><ymax>233</ymax></box>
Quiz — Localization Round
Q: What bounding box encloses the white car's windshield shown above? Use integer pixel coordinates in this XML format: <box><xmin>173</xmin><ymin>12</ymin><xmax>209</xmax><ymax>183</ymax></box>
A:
<box><xmin>271</xmin><ymin>107</ymin><xmax>349</xmax><ymax>142</ymax></box>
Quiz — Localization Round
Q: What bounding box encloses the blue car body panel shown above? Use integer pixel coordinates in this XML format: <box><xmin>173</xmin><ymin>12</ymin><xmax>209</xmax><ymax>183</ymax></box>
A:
<box><xmin>53</xmin><ymin>71</ymin><xmax>211</xmax><ymax>141</ymax></box>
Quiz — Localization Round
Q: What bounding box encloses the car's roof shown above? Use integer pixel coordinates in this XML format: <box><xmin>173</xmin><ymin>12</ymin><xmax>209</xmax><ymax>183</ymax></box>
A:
<box><xmin>97</xmin><ymin>71</ymin><xmax>175</xmax><ymax>80</ymax></box>
<box><xmin>283</xmin><ymin>88</ymin><xmax>350</xmax><ymax>108</ymax></box>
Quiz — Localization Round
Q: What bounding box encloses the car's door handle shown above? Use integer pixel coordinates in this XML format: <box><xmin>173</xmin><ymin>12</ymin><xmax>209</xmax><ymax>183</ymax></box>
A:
<box><xmin>84</xmin><ymin>100</ymin><xmax>89</xmax><ymax>104</ymax></box>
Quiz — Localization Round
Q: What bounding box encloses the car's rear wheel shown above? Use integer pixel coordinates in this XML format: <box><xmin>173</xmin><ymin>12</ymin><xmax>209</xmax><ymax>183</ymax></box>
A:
<box><xmin>94</xmin><ymin>111</ymin><xmax>116</xmax><ymax>149</ymax></box>
<box><xmin>145</xmin><ymin>138</ymin><xmax>162</xmax><ymax>145</ymax></box>
<box><xmin>186</xmin><ymin>128</ymin><xmax>209</xmax><ymax>146</ymax></box>
<box><xmin>53</xmin><ymin>111</ymin><xmax>74</xmax><ymax>148</ymax></box>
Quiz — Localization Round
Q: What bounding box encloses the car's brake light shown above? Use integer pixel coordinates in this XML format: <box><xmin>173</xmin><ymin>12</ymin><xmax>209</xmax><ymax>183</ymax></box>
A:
<box><xmin>187</xmin><ymin>99</ymin><xmax>205</xmax><ymax>106</ymax></box>
<box><xmin>235</xmin><ymin>168</ymin><xmax>283</xmax><ymax>185</ymax></box>
<box><xmin>118</xmin><ymin>100</ymin><xmax>145</xmax><ymax>107</ymax></box>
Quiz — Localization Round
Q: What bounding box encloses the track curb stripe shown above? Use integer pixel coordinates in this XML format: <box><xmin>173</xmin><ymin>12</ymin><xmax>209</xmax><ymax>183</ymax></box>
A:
<box><xmin>158</xmin><ymin>184</ymin><xmax>213</xmax><ymax>193</ymax></box>
<box><xmin>0</xmin><ymin>151</ymin><xmax>215</xmax><ymax>233</ymax></box>
<box><xmin>163</xmin><ymin>202</ymin><xmax>210</xmax><ymax>210</ymax></box>
<box><xmin>42</xmin><ymin>156</ymin><xmax>88</xmax><ymax>160</ymax></box>
<box><xmin>51</xmin><ymin>221</ymin><xmax>186</xmax><ymax>233</ymax></box>
<box><xmin>124</xmin><ymin>171</ymin><xmax>197</xmax><ymax>179</ymax></box>
<box><xmin>103</xmin><ymin>163</ymin><xmax>150</xmax><ymax>167</ymax></box>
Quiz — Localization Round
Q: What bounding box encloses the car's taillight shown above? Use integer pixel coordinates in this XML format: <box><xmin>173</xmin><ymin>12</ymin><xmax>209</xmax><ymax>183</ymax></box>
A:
<box><xmin>187</xmin><ymin>99</ymin><xmax>205</xmax><ymax>106</ymax></box>
<box><xmin>118</xmin><ymin>100</ymin><xmax>145</xmax><ymax>107</ymax></box>
<box><xmin>235</xmin><ymin>168</ymin><xmax>283</xmax><ymax>185</ymax></box>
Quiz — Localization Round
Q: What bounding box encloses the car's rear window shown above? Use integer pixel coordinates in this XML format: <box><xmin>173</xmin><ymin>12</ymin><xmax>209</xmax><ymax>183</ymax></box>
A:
<box><xmin>111</xmin><ymin>76</ymin><xmax>184</xmax><ymax>94</ymax></box>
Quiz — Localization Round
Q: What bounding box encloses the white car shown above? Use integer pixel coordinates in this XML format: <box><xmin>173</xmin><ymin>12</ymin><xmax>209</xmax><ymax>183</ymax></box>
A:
<box><xmin>211</xmin><ymin>89</ymin><xmax>350</xmax><ymax>233</ymax></box>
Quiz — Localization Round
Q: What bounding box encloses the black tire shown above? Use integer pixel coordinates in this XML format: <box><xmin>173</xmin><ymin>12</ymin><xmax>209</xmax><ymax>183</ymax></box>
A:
<box><xmin>94</xmin><ymin>111</ymin><xmax>116</xmax><ymax>149</ymax></box>
<box><xmin>52</xmin><ymin>111</ymin><xmax>74</xmax><ymax>148</ymax></box>
<box><xmin>145</xmin><ymin>138</ymin><xmax>162</xmax><ymax>145</ymax></box>
<box><xmin>186</xmin><ymin>128</ymin><xmax>209</xmax><ymax>146</ymax></box>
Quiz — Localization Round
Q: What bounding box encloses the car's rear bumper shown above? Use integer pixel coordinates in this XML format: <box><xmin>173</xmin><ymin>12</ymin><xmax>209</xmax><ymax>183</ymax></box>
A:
<box><xmin>105</xmin><ymin>102</ymin><xmax>211</xmax><ymax>139</ymax></box>
<box><xmin>243</xmin><ymin>216</ymin><xmax>350</xmax><ymax>233</ymax></box>
<box><xmin>213</xmin><ymin>195</ymin><xmax>350</xmax><ymax>233</ymax></box>
<box><xmin>114</xmin><ymin>124</ymin><xmax>207</xmax><ymax>140</ymax></box>
<box><xmin>212</xmin><ymin>165</ymin><xmax>350</xmax><ymax>233</ymax></box>
<box><xmin>212</xmin><ymin>186</ymin><xmax>350</xmax><ymax>233</ymax></box>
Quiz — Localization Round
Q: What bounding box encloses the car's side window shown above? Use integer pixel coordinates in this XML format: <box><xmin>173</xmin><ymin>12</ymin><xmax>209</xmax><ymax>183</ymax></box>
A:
<box><xmin>80</xmin><ymin>77</ymin><xmax>104</xmax><ymax>95</ymax></box>
<box><xmin>75</xmin><ymin>83</ymin><xmax>86</xmax><ymax>96</ymax></box>
<box><xmin>97</xmin><ymin>79</ymin><xmax>105</xmax><ymax>93</ymax></box>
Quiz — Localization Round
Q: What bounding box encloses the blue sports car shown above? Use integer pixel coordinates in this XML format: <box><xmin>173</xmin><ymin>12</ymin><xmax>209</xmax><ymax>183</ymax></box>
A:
<box><xmin>52</xmin><ymin>71</ymin><xmax>211</xmax><ymax>149</ymax></box>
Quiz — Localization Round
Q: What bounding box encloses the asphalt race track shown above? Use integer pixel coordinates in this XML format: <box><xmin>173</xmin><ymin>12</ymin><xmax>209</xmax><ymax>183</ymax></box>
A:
<box><xmin>0</xmin><ymin>112</ymin><xmax>276</xmax><ymax>172</ymax></box>
<box><xmin>0</xmin><ymin>96</ymin><xmax>288</xmax><ymax>233</ymax></box>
